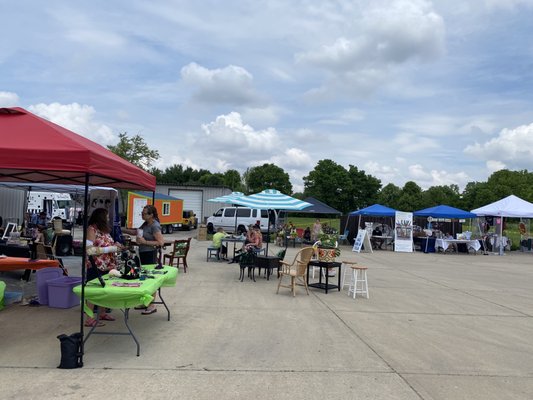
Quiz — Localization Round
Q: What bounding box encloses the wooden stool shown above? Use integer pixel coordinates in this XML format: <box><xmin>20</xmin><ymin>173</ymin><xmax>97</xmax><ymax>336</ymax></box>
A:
<box><xmin>341</xmin><ymin>260</ymin><xmax>357</xmax><ymax>290</ymax></box>
<box><xmin>348</xmin><ymin>265</ymin><xmax>369</xmax><ymax>299</ymax></box>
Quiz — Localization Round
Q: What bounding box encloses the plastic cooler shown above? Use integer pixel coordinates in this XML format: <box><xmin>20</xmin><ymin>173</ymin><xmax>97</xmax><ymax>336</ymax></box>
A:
<box><xmin>47</xmin><ymin>277</ymin><xmax>82</xmax><ymax>309</ymax></box>
<box><xmin>36</xmin><ymin>267</ymin><xmax>62</xmax><ymax>305</ymax></box>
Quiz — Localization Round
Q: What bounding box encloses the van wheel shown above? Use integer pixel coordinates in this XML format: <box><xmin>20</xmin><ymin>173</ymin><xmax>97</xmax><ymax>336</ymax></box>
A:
<box><xmin>207</xmin><ymin>223</ymin><xmax>214</xmax><ymax>234</ymax></box>
<box><xmin>166</xmin><ymin>225</ymin><xmax>173</xmax><ymax>234</ymax></box>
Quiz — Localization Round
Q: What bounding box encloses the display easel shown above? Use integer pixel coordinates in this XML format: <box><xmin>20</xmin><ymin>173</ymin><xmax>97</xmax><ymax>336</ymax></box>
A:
<box><xmin>352</xmin><ymin>229</ymin><xmax>373</xmax><ymax>253</ymax></box>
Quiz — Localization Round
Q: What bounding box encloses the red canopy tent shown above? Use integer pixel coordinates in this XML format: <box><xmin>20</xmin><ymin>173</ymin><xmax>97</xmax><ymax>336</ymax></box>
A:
<box><xmin>0</xmin><ymin>107</ymin><xmax>154</xmax><ymax>189</ymax></box>
<box><xmin>0</xmin><ymin>107</ymin><xmax>156</xmax><ymax>365</ymax></box>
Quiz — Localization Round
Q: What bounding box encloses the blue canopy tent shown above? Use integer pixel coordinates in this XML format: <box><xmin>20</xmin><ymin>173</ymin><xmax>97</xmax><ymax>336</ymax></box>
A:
<box><xmin>350</xmin><ymin>204</ymin><xmax>397</xmax><ymax>217</ymax></box>
<box><xmin>413</xmin><ymin>205</ymin><xmax>477</xmax><ymax>253</ymax></box>
<box><xmin>413</xmin><ymin>205</ymin><xmax>477</xmax><ymax>219</ymax></box>
<box><xmin>346</xmin><ymin>204</ymin><xmax>398</xmax><ymax>246</ymax></box>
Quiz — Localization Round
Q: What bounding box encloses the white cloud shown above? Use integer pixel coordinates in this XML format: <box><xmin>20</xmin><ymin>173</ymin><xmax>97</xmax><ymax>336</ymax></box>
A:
<box><xmin>486</xmin><ymin>160</ymin><xmax>506</xmax><ymax>172</ymax></box>
<box><xmin>394</xmin><ymin>132</ymin><xmax>440</xmax><ymax>153</ymax></box>
<box><xmin>239</xmin><ymin>106</ymin><xmax>283</xmax><ymax>126</ymax></box>
<box><xmin>406</xmin><ymin>164</ymin><xmax>470</xmax><ymax>189</ymax></box>
<box><xmin>27</xmin><ymin>102</ymin><xmax>116</xmax><ymax>144</ymax></box>
<box><xmin>296</xmin><ymin>0</ymin><xmax>445</xmax><ymax>97</ymax></box>
<box><xmin>0</xmin><ymin>91</ymin><xmax>19</xmax><ymax>107</ymax></box>
<box><xmin>464</xmin><ymin>123</ymin><xmax>533</xmax><ymax>170</ymax></box>
<box><xmin>181</xmin><ymin>62</ymin><xmax>261</xmax><ymax>105</ymax></box>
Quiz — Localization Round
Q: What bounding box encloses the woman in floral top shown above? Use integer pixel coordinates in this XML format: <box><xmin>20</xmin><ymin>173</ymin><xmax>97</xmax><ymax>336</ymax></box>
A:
<box><xmin>85</xmin><ymin>208</ymin><xmax>122</xmax><ymax>327</ymax></box>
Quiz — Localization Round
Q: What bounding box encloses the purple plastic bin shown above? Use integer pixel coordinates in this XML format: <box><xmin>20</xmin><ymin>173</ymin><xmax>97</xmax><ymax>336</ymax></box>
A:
<box><xmin>36</xmin><ymin>267</ymin><xmax>62</xmax><ymax>305</ymax></box>
<box><xmin>47</xmin><ymin>277</ymin><xmax>82</xmax><ymax>309</ymax></box>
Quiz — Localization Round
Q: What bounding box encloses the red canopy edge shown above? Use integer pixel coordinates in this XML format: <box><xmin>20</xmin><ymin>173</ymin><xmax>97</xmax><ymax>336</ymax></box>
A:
<box><xmin>0</xmin><ymin>107</ymin><xmax>155</xmax><ymax>191</ymax></box>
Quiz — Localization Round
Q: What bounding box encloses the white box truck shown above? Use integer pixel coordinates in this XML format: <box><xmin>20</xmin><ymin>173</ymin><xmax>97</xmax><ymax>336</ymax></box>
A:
<box><xmin>27</xmin><ymin>192</ymin><xmax>73</xmax><ymax>221</ymax></box>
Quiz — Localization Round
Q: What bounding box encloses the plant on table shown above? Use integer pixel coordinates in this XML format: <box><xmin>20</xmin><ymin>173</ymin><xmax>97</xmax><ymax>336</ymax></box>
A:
<box><xmin>313</xmin><ymin>233</ymin><xmax>341</xmax><ymax>276</ymax></box>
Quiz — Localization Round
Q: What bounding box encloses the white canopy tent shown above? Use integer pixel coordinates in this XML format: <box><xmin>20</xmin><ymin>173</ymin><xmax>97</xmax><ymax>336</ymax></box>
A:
<box><xmin>471</xmin><ymin>194</ymin><xmax>533</xmax><ymax>255</ymax></box>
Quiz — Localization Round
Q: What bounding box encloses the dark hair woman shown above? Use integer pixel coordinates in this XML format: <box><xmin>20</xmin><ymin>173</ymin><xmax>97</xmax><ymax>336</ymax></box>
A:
<box><xmin>122</xmin><ymin>204</ymin><xmax>165</xmax><ymax>315</ymax></box>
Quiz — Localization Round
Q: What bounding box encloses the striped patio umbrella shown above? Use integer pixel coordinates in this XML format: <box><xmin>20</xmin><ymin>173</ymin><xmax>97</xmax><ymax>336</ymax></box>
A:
<box><xmin>207</xmin><ymin>192</ymin><xmax>246</xmax><ymax>204</ymax></box>
<box><xmin>231</xmin><ymin>189</ymin><xmax>312</xmax><ymax>253</ymax></box>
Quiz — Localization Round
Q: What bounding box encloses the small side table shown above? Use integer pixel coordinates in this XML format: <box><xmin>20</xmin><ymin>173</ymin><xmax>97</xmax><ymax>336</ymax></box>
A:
<box><xmin>255</xmin><ymin>255</ymin><xmax>281</xmax><ymax>280</ymax></box>
<box><xmin>307</xmin><ymin>260</ymin><xmax>342</xmax><ymax>294</ymax></box>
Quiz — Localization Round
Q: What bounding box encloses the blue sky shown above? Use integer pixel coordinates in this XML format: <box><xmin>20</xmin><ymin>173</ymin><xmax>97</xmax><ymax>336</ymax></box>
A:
<box><xmin>2</xmin><ymin>0</ymin><xmax>533</xmax><ymax>192</ymax></box>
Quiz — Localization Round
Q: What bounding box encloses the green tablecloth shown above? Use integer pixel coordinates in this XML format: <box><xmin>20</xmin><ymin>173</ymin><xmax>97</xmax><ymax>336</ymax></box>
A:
<box><xmin>0</xmin><ymin>281</ymin><xmax>5</xmax><ymax>311</ymax></box>
<box><xmin>73</xmin><ymin>265</ymin><xmax>178</xmax><ymax>316</ymax></box>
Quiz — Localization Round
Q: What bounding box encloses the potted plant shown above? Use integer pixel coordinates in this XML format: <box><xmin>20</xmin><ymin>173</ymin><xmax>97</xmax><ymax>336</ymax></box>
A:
<box><xmin>313</xmin><ymin>233</ymin><xmax>341</xmax><ymax>276</ymax></box>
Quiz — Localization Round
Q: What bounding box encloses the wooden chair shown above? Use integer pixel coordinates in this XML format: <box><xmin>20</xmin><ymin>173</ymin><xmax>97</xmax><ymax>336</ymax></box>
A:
<box><xmin>163</xmin><ymin>238</ymin><xmax>191</xmax><ymax>273</ymax></box>
<box><xmin>276</xmin><ymin>247</ymin><xmax>315</xmax><ymax>297</ymax></box>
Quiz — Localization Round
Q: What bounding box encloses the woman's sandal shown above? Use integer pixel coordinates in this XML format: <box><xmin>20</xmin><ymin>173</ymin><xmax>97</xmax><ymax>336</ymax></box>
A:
<box><xmin>85</xmin><ymin>318</ymin><xmax>105</xmax><ymax>327</ymax></box>
<box><xmin>141</xmin><ymin>306</ymin><xmax>157</xmax><ymax>315</ymax></box>
<box><xmin>134</xmin><ymin>305</ymin><xmax>147</xmax><ymax>310</ymax></box>
<box><xmin>99</xmin><ymin>313</ymin><xmax>115</xmax><ymax>321</ymax></box>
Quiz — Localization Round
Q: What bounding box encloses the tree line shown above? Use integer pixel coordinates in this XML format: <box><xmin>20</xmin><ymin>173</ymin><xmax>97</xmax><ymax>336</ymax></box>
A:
<box><xmin>109</xmin><ymin>133</ymin><xmax>533</xmax><ymax>214</ymax></box>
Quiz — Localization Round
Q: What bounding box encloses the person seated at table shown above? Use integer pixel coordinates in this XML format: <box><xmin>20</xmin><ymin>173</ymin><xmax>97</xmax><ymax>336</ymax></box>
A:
<box><xmin>31</xmin><ymin>211</ymin><xmax>49</xmax><ymax>230</ymax></box>
<box><xmin>85</xmin><ymin>208</ymin><xmax>123</xmax><ymax>327</ymax></box>
<box><xmin>122</xmin><ymin>205</ymin><xmax>165</xmax><ymax>315</ymax></box>
<box><xmin>212</xmin><ymin>227</ymin><xmax>228</xmax><ymax>260</ymax></box>
<box><xmin>303</xmin><ymin>227</ymin><xmax>312</xmax><ymax>243</ymax></box>
<box><xmin>371</xmin><ymin>226</ymin><xmax>384</xmax><ymax>249</ymax></box>
<box><xmin>245</xmin><ymin>225</ymin><xmax>263</xmax><ymax>252</ymax></box>
<box><xmin>245</xmin><ymin>224</ymin><xmax>255</xmax><ymax>245</ymax></box>
<box><xmin>230</xmin><ymin>226</ymin><xmax>263</xmax><ymax>263</ymax></box>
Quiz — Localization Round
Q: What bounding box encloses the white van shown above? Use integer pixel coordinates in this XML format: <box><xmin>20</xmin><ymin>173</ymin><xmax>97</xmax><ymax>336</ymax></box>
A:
<box><xmin>206</xmin><ymin>207</ymin><xmax>283</xmax><ymax>234</ymax></box>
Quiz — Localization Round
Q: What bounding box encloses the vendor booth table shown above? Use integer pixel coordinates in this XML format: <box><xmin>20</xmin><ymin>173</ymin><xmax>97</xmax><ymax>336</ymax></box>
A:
<box><xmin>73</xmin><ymin>265</ymin><xmax>178</xmax><ymax>356</ymax></box>
<box><xmin>435</xmin><ymin>238</ymin><xmax>481</xmax><ymax>254</ymax></box>
<box><xmin>0</xmin><ymin>256</ymin><xmax>60</xmax><ymax>273</ymax></box>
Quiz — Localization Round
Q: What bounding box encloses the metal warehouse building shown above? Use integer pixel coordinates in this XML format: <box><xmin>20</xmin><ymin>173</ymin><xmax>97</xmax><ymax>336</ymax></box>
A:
<box><xmin>155</xmin><ymin>184</ymin><xmax>231</xmax><ymax>224</ymax></box>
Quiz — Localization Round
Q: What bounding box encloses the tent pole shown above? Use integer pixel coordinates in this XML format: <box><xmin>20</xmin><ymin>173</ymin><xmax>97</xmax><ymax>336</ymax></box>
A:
<box><xmin>499</xmin><ymin>217</ymin><xmax>504</xmax><ymax>256</ymax></box>
<box><xmin>79</xmin><ymin>173</ymin><xmax>90</xmax><ymax>364</ymax></box>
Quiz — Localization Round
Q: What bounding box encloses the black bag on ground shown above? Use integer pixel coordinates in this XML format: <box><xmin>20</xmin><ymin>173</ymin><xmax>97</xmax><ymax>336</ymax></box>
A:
<box><xmin>57</xmin><ymin>332</ymin><xmax>83</xmax><ymax>369</ymax></box>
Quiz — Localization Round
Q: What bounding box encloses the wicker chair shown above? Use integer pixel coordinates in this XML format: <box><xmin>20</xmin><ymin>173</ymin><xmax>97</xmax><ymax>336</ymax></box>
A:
<box><xmin>276</xmin><ymin>247</ymin><xmax>315</xmax><ymax>296</ymax></box>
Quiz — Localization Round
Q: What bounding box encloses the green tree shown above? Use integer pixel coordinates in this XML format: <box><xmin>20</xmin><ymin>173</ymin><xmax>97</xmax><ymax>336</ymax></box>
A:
<box><xmin>223</xmin><ymin>169</ymin><xmax>244</xmax><ymax>192</ymax></box>
<box><xmin>199</xmin><ymin>173</ymin><xmax>224</xmax><ymax>186</ymax></box>
<box><xmin>107</xmin><ymin>132</ymin><xmax>160</xmax><ymax>170</ymax></box>
<box><xmin>421</xmin><ymin>185</ymin><xmax>461</xmax><ymax>208</ymax></box>
<box><xmin>245</xmin><ymin>163</ymin><xmax>292</xmax><ymax>194</ymax></box>
<box><xmin>377</xmin><ymin>183</ymin><xmax>402</xmax><ymax>209</ymax></box>
<box><xmin>485</xmin><ymin>169</ymin><xmax>533</xmax><ymax>201</ymax></box>
<box><xmin>346</xmin><ymin>165</ymin><xmax>381</xmax><ymax>211</ymax></box>
<box><xmin>303</xmin><ymin>159</ymin><xmax>352</xmax><ymax>213</ymax></box>
<box><xmin>396</xmin><ymin>181</ymin><xmax>423</xmax><ymax>211</ymax></box>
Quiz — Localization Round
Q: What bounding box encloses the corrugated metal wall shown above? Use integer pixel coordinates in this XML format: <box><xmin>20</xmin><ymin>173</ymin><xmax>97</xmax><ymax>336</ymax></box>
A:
<box><xmin>157</xmin><ymin>185</ymin><xmax>231</xmax><ymax>223</ymax></box>
<box><xmin>0</xmin><ymin>187</ymin><xmax>26</xmax><ymax>226</ymax></box>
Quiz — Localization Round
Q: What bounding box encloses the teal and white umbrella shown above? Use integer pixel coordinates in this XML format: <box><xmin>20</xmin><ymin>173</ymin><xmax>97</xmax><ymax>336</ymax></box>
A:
<box><xmin>207</xmin><ymin>192</ymin><xmax>246</xmax><ymax>205</ymax></box>
<box><xmin>231</xmin><ymin>189</ymin><xmax>312</xmax><ymax>253</ymax></box>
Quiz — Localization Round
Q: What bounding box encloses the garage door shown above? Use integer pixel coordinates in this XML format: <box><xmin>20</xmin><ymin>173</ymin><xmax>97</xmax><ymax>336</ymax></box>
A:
<box><xmin>168</xmin><ymin>190</ymin><xmax>203</xmax><ymax>222</ymax></box>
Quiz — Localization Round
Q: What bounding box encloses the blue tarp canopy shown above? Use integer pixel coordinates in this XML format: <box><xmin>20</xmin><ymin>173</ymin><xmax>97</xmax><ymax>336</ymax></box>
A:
<box><xmin>413</xmin><ymin>205</ymin><xmax>476</xmax><ymax>219</ymax></box>
<box><xmin>349</xmin><ymin>204</ymin><xmax>397</xmax><ymax>217</ymax></box>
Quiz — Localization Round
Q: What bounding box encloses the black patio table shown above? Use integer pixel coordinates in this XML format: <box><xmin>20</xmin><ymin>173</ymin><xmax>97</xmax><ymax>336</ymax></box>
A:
<box><xmin>307</xmin><ymin>260</ymin><xmax>342</xmax><ymax>294</ymax></box>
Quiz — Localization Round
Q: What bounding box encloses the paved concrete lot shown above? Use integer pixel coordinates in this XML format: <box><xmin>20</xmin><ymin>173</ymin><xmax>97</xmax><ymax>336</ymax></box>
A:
<box><xmin>1</xmin><ymin>233</ymin><xmax>532</xmax><ymax>399</ymax></box>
